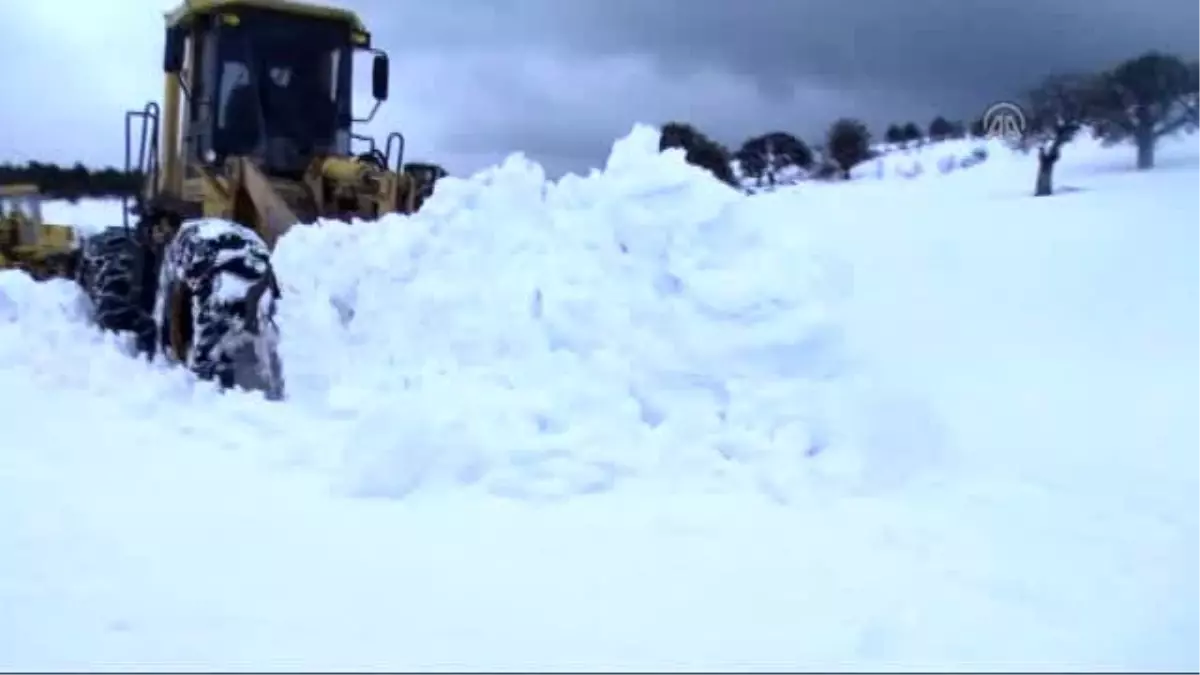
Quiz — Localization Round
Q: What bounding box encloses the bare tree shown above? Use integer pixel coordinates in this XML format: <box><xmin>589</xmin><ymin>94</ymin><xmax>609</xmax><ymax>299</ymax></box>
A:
<box><xmin>1024</xmin><ymin>73</ymin><xmax>1094</xmax><ymax>196</ymax></box>
<box><xmin>1089</xmin><ymin>52</ymin><xmax>1198</xmax><ymax>170</ymax></box>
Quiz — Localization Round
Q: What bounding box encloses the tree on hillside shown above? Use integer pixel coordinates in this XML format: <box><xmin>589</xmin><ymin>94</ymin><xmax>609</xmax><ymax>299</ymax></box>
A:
<box><xmin>1088</xmin><ymin>51</ymin><xmax>1199</xmax><ymax>170</ymax></box>
<box><xmin>659</xmin><ymin>122</ymin><xmax>737</xmax><ymax>186</ymax></box>
<box><xmin>825</xmin><ymin>118</ymin><xmax>872</xmax><ymax>179</ymax></box>
<box><xmin>1024</xmin><ymin>72</ymin><xmax>1095</xmax><ymax>196</ymax></box>
<box><xmin>901</xmin><ymin>121</ymin><xmax>922</xmax><ymax>145</ymax></box>
<box><xmin>734</xmin><ymin>131</ymin><xmax>814</xmax><ymax>187</ymax></box>
<box><xmin>928</xmin><ymin>116</ymin><xmax>954</xmax><ymax>141</ymax></box>
<box><xmin>884</xmin><ymin>124</ymin><xmax>905</xmax><ymax>146</ymax></box>
<box><xmin>969</xmin><ymin>117</ymin><xmax>986</xmax><ymax>138</ymax></box>
<box><xmin>734</xmin><ymin>143</ymin><xmax>768</xmax><ymax>181</ymax></box>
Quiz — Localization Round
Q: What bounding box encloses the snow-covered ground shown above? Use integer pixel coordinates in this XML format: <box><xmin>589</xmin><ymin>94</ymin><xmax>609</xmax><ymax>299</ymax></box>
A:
<box><xmin>851</xmin><ymin>136</ymin><xmax>998</xmax><ymax>181</ymax></box>
<box><xmin>41</xmin><ymin>197</ymin><xmax>125</xmax><ymax>235</ymax></box>
<box><xmin>1</xmin><ymin>128</ymin><xmax>1196</xmax><ymax>671</ymax></box>
<box><xmin>735</xmin><ymin>135</ymin><xmax>1000</xmax><ymax>192</ymax></box>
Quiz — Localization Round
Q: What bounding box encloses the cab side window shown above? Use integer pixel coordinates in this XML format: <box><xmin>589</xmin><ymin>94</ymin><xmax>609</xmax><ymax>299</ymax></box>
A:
<box><xmin>215</xmin><ymin>58</ymin><xmax>261</xmax><ymax>156</ymax></box>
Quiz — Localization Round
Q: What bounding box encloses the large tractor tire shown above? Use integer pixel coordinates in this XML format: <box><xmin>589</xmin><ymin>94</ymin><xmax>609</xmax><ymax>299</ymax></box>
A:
<box><xmin>75</xmin><ymin>226</ymin><xmax>158</xmax><ymax>356</ymax></box>
<box><xmin>153</xmin><ymin>219</ymin><xmax>285</xmax><ymax>401</ymax></box>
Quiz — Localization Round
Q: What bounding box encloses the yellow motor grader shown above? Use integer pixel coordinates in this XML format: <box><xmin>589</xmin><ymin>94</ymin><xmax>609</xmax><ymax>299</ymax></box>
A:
<box><xmin>0</xmin><ymin>184</ymin><xmax>78</xmax><ymax>281</ymax></box>
<box><xmin>3</xmin><ymin>0</ymin><xmax>435</xmax><ymax>399</ymax></box>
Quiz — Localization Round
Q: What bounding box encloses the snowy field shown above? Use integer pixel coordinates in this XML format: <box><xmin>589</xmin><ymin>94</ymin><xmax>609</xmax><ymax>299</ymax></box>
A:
<box><xmin>851</xmin><ymin>136</ymin><xmax>996</xmax><ymax>181</ymax></box>
<box><xmin>1</xmin><ymin>127</ymin><xmax>1197</xmax><ymax>671</ymax></box>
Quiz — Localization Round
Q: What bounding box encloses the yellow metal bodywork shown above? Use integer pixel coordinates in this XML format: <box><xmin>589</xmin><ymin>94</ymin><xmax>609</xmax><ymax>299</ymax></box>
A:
<box><xmin>0</xmin><ymin>185</ymin><xmax>79</xmax><ymax>280</ymax></box>
<box><xmin>160</xmin><ymin>154</ymin><xmax>419</xmax><ymax>250</ymax></box>
<box><xmin>145</xmin><ymin>0</ymin><xmax>420</xmax><ymax>250</ymax></box>
<box><xmin>164</xmin><ymin>0</ymin><xmax>368</xmax><ymax>34</ymax></box>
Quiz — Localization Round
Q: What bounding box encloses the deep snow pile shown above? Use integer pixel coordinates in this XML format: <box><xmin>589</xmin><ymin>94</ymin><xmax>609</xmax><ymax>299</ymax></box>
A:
<box><xmin>272</xmin><ymin>125</ymin><xmax>872</xmax><ymax>501</ymax></box>
<box><xmin>4</xmin><ymin>125</ymin><xmax>880</xmax><ymax>504</ymax></box>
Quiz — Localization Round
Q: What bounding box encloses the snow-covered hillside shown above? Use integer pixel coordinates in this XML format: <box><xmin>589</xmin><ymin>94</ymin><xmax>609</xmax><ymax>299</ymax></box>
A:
<box><xmin>734</xmin><ymin>135</ymin><xmax>1005</xmax><ymax>192</ymax></box>
<box><xmin>1</xmin><ymin>127</ymin><xmax>1196</xmax><ymax>670</ymax></box>
<box><xmin>852</xmin><ymin>136</ymin><xmax>998</xmax><ymax>181</ymax></box>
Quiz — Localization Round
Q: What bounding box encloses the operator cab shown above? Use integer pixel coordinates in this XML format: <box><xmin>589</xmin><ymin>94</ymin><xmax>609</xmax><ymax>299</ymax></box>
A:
<box><xmin>0</xmin><ymin>186</ymin><xmax>44</xmax><ymax>226</ymax></box>
<box><xmin>163</xmin><ymin>0</ymin><xmax>390</xmax><ymax>176</ymax></box>
<box><xmin>0</xmin><ymin>185</ymin><xmax>45</xmax><ymax>247</ymax></box>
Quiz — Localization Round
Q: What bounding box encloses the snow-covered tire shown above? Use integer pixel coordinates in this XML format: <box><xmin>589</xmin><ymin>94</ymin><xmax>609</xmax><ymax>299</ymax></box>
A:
<box><xmin>76</xmin><ymin>226</ymin><xmax>157</xmax><ymax>355</ymax></box>
<box><xmin>154</xmin><ymin>219</ymin><xmax>285</xmax><ymax>400</ymax></box>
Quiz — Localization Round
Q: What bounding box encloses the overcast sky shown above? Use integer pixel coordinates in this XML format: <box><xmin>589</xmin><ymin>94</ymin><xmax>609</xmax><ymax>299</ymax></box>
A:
<box><xmin>1</xmin><ymin>0</ymin><xmax>1195</xmax><ymax>178</ymax></box>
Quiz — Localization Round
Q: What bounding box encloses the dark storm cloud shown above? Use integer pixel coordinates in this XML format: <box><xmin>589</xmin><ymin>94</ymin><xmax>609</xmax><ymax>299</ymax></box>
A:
<box><xmin>1</xmin><ymin>0</ymin><xmax>1194</xmax><ymax>178</ymax></box>
<box><xmin>360</xmin><ymin>0</ymin><xmax>1198</xmax><ymax>175</ymax></box>
<box><xmin>373</xmin><ymin>0</ymin><xmax>1198</xmax><ymax>99</ymax></box>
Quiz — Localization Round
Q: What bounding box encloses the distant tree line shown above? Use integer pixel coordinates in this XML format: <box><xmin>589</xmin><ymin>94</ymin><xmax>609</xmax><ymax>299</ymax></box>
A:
<box><xmin>658</xmin><ymin>113</ymin><xmax>985</xmax><ymax>191</ymax></box>
<box><xmin>658</xmin><ymin>50</ymin><xmax>1199</xmax><ymax>196</ymax></box>
<box><xmin>0</xmin><ymin>162</ymin><xmax>142</xmax><ymax>202</ymax></box>
<box><xmin>0</xmin><ymin>160</ymin><xmax>449</xmax><ymax>203</ymax></box>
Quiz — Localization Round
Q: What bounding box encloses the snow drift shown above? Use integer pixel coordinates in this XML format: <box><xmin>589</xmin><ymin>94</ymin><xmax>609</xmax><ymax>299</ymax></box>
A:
<box><xmin>260</xmin><ymin>125</ymin><xmax>880</xmax><ymax>501</ymax></box>
<box><xmin>1</xmin><ymin>123</ymin><xmax>1196</xmax><ymax>671</ymax></box>
<box><xmin>4</xmin><ymin>125</ymin><xmax>889</xmax><ymax>504</ymax></box>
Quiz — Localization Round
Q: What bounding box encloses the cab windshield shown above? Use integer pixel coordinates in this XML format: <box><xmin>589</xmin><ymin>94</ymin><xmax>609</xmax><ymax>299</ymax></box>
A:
<box><xmin>211</xmin><ymin>11</ymin><xmax>353</xmax><ymax>173</ymax></box>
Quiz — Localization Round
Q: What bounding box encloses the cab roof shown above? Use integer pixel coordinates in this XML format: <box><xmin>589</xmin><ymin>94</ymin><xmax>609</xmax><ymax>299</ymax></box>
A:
<box><xmin>164</xmin><ymin>0</ymin><xmax>367</xmax><ymax>34</ymax></box>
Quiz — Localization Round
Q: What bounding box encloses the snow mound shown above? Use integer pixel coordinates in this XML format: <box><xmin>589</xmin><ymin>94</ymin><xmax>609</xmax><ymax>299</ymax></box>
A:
<box><xmin>1</xmin><ymin>125</ymin><xmax>899</xmax><ymax>505</ymax></box>
<box><xmin>0</xmin><ymin>269</ymin><xmax>238</xmax><ymax>407</ymax></box>
<box><xmin>272</xmin><ymin>124</ymin><xmax>875</xmax><ymax>501</ymax></box>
